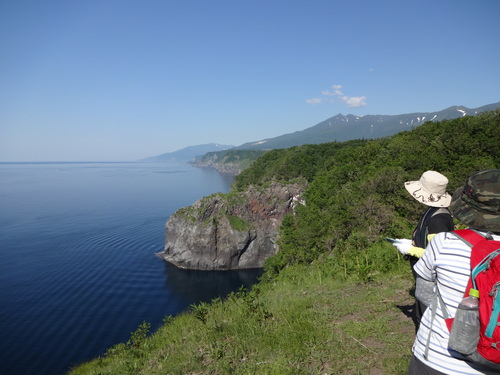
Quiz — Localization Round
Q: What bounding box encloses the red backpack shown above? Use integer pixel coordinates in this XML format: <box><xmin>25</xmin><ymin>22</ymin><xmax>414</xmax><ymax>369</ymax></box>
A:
<box><xmin>448</xmin><ymin>229</ymin><xmax>500</xmax><ymax>369</ymax></box>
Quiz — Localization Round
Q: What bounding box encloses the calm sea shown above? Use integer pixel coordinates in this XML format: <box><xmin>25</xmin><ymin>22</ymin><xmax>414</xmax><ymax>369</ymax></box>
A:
<box><xmin>0</xmin><ymin>162</ymin><xmax>263</xmax><ymax>375</ymax></box>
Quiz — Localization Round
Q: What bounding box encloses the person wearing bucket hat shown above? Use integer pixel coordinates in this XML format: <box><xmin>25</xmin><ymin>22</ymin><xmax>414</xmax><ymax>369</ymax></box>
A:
<box><xmin>392</xmin><ymin>171</ymin><xmax>455</xmax><ymax>329</ymax></box>
<box><xmin>409</xmin><ymin>169</ymin><xmax>500</xmax><ymax>375</ymax></box>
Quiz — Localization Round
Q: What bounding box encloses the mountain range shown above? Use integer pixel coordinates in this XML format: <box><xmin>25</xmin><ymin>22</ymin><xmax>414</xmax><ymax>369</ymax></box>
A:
<box><xmin>143</xmin><ymin>102</ymin><xmax>500</xmax><ymax>161</ymax></box>
<box><xmin>233</xmin><ymin>102</ymin><xmax>500</xmax><ymax>150</ymax></box>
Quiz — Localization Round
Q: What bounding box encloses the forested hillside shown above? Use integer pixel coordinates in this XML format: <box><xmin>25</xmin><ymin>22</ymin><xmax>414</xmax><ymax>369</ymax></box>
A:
<box><xmin>233</xmin><ymin>110</ymin><xmax>500</xmax><ymax>277</ymax></box>
<box><xmin>70</xmin><ymin>111</ymin><xmax>499</xmax><ymax>375</ymax></box>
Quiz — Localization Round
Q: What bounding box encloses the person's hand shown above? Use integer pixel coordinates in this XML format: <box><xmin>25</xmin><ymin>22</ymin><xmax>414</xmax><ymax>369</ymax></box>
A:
<box><xmin>392</xmin><ymin>239</ymin><xmax>413</xmax><ymax>255</ymax></box>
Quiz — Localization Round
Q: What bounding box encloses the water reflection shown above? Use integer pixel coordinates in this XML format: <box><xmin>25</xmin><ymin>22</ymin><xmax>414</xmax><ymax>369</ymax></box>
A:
<box><xmin>162</xmin><ymin>261</ymin><xmax>264</xmax><ymax>307</ymax></box>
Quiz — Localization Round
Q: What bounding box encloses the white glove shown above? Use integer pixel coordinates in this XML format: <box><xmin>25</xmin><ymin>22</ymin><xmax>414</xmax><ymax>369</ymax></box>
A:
<box><xmin>392</xmin><ymin>239</ymin><xmax>413</xmax><ymax>255</ymax></box>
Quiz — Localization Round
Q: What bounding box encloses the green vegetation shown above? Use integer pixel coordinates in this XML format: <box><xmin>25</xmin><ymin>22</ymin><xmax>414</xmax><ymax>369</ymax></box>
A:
<box><xmin>68</xmin><ymin>111</ymin><xmax>500</xmax><ymax>374</ymax></box>
<box><xmin>227</xmin><ymin>215</ymin><xmax>251</xmax><ymax>231</ymax></box>
<box><xmin>232</xmin><ymin>141</ymin><xmax>360</xmax><ymax>190</ymax></box>
<box><xmin>199</xmin><ymin>149</ymin><xmax>267</xmax><ymax>170</ymax></box>
<box><xmin>237</xmin><ymin>111</ymin><xmax>500</xmax><ymax>277</ymax></box>
<box><xmin>175</xmin><ymin>206</ymin><xmax>197</xmax><ymax>222</ymax></box>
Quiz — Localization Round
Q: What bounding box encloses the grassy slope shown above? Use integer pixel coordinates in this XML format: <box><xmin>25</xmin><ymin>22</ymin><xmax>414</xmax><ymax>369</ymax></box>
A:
<box><xmin>69</xmin><ymin>255</ymin><xmax>415</xmax><ymax>375</ymax></box>
<box><xmin>70</xmin><ymin>111</ymin><xmax>499</xmax><ymax>374</ymax></box>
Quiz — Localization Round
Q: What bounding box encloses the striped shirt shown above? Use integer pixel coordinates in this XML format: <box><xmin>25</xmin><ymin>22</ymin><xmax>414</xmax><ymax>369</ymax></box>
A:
<box><xmin>412</xmin><ymin>231</ymin><xmax>500</xmax><ymax>375</ymax></box>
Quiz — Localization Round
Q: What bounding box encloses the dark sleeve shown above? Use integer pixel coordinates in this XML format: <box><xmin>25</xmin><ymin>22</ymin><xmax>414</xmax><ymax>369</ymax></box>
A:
<box><xmin>427</xmin><ymin>213</ymin><xmax>454</xmax><ymax>234</ymax></box>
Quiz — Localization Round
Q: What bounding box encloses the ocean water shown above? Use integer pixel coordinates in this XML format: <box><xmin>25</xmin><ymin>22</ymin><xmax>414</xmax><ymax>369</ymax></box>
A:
<box><xmin>0</xmin><ymin>162</ymin><xmax>263</xmax><ymax>375</ymax></box>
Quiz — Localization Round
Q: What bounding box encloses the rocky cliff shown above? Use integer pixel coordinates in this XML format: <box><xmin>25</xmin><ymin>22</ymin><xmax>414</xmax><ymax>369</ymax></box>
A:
<box><xmin>190</xmin><ymin>149</ymin><xmax>267</xmax><ymax>176</ymax></box>
<box><xmin>156</xmin><ymin>181</ymin><xmax>306</xmax><ymax>270</ymax></box>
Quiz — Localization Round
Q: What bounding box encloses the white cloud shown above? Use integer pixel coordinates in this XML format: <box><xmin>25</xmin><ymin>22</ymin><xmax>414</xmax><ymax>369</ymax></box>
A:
<box><xmin>306</xmin><ymin>98</ymin><xmax>322</xmax><ymax>105</ymax></box>
<box><xmin>338</xmin><ymin>95</ymin><xmax>367</xmax><ymax>108</ymax></box>
<box><xmin>307</xmin><ymin>84</ymin><xmax>367</xmax><ymax>108</ymax></box>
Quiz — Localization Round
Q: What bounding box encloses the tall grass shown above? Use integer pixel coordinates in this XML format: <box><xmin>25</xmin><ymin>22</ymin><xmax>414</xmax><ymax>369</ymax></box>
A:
<box><xmin>69</xmin><ymin>251</ymin><xmax>415</xmax><ymax>375</ymax></box>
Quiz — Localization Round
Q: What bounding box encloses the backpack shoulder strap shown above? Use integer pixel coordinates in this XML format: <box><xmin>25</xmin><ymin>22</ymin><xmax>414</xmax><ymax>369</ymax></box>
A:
<box><xmin>453</xmin><ymin>229</ymin><xmax>486</xmax><ymax>247</ymax></box>
<box><xmin>431</xmin><ymin>208</ymin><xmax>450</xmax><ymax>217</ymax></box>
<box><xmin>451</xmin><ymin>230</ymin><xmax>479</xmax><ymax>305</ymax></box>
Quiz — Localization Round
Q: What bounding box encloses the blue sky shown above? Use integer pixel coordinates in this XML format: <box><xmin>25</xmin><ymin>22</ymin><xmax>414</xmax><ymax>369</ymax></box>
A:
<box><xmin>1</xmin><ymin>0</ymin><xmax>499</xmax><ymax>161</ymax></box>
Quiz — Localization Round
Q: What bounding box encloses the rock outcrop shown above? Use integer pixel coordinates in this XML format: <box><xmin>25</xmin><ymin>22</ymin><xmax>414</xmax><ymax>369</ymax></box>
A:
<box><xmin>156</xmin><ymin>181</ymin><xmax>306</xmax><ymax>270</ymax></box>
<box><xmin>190</xmin><ymin>149</ymin><xmax>267</xmax><ymax>176</ymax></box>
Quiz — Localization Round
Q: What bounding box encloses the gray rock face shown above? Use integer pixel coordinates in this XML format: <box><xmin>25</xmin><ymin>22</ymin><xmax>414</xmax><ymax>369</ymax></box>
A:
<box><xmin>156</xmin><ymin>181</ymin><xmax>306</xmax><ymax>270</ymax></box>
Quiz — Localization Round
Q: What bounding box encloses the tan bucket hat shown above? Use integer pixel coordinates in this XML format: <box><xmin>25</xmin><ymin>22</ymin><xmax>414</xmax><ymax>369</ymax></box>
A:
<box><xmin>405</xmin><ymin>170</ymin><xmax>452</xmax><ymax>207</ymax></box>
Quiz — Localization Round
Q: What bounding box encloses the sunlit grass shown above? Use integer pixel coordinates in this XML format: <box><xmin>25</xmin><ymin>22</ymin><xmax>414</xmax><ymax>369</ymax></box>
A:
<box><xmin>69</xmin><ymin>259</ymin><xmax>414</xmax><ymax>375</ymax></box>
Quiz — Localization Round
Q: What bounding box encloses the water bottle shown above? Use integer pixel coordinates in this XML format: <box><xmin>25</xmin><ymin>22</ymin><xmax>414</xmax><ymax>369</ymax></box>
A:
<box><xmin>448</xmin><ymin>288</ymin><xmax>480</xmax><ymax>355</ymax></box>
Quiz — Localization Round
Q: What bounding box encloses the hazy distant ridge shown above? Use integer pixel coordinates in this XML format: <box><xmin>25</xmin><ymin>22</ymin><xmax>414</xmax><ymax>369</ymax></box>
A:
<box><xmin>141</xmin><ymin>143</ymin><xmax>234</xmax><ymax>162</ymax></box>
